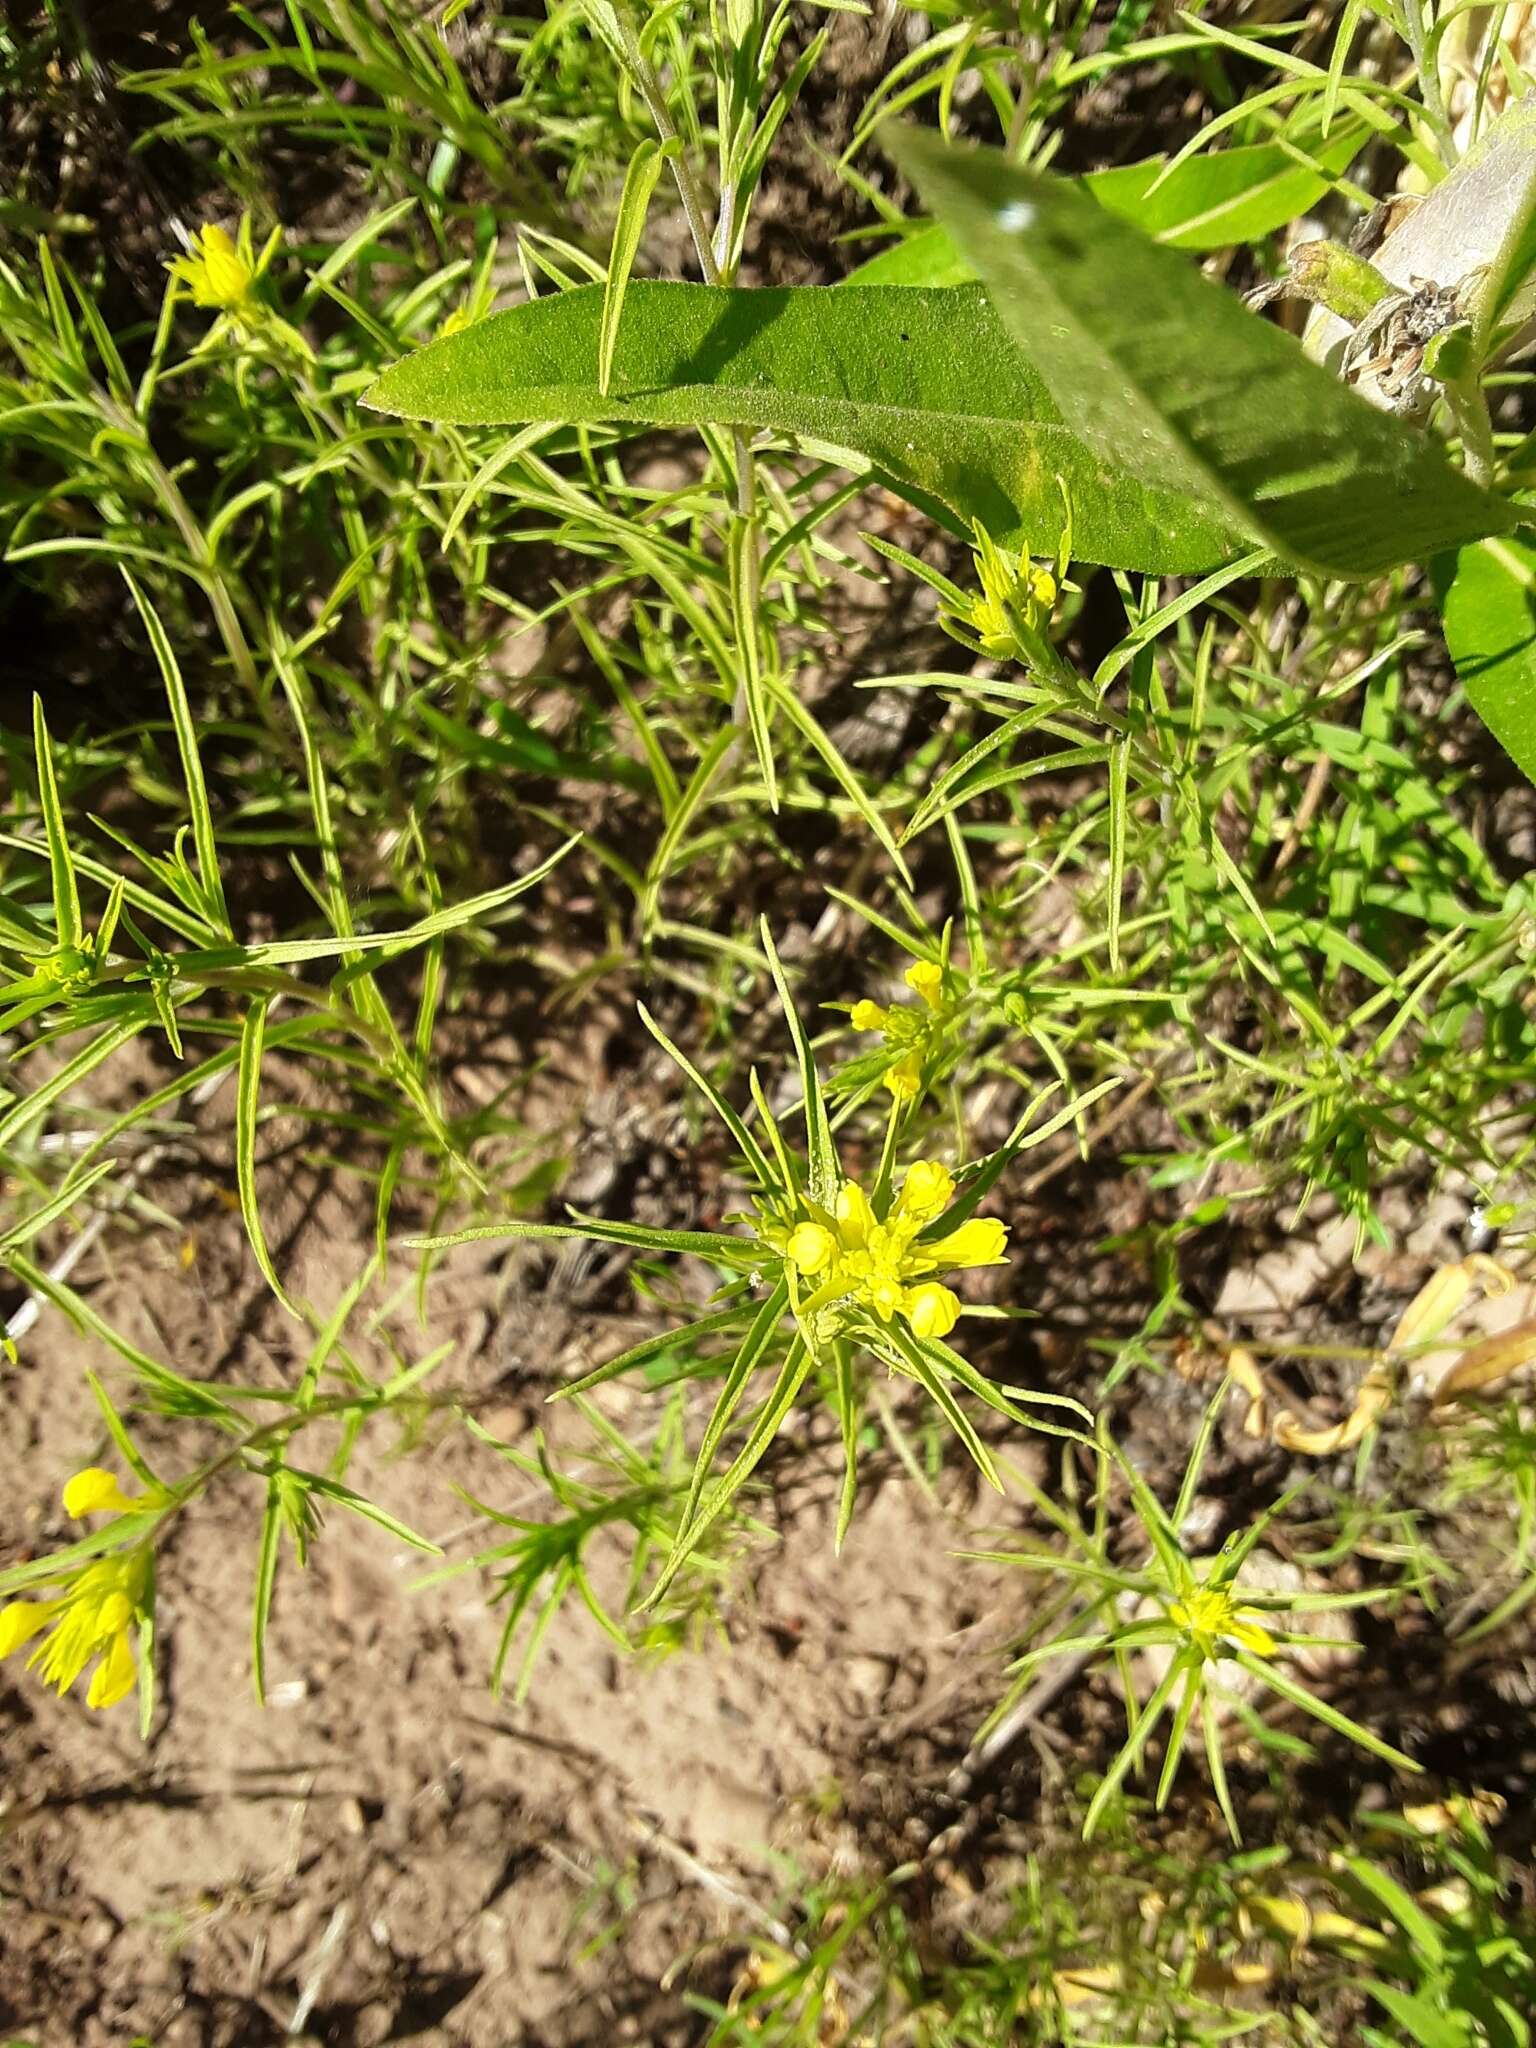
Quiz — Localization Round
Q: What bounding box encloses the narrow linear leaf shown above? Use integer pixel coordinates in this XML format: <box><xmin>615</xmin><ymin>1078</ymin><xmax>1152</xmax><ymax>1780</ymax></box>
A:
<box><xmin>638</xmin><ymin>1003</ymin><xmax>779</xmax><ymax>1192</ymax></box>
<box><xmin>123</xmin><ymin>570</ymin><xmax>229</xmax><ymax>934</ymax></box>
<box><xmin>600</xmin><ymin>137</ymin><xmax>674</xmax><ymax>397</ymax></box>
<box><xmin>646</xmin><ymin>1335</ymin><xmax>814</xmax><ymax>1608</ymax></box>
<box><xmin>761</xmin><ymin>920</ymin><xmax>839</xmax><ymax>1204</ymax></box>
<box><xmin>237</xmin><ymin>999</ymin><xmax>296</xmax><ymax>1315</ymax></box>
<box><xmin>296</xmin><ymin>1470</ymin><xmax>441</xmax><ymax>1553</ymax></box>
<box><xmin>252</xmin><ymin>1480</ymin><xmax>283</xmax><ymax>1705</ymax></box>
<box><xmin>31</xmin><ymin>696</ymin><xmax>82</xmax><ymax>951</ymax></box>
<box><xmin>551</xmin><ymin>1304</ymin><xmax>749</xmax><ymax>1401</ymax></box>
<box><xmin>675</xmin><ymin>1279</ymin><xmax>790</xmax><ymax>1540</ymax></box>
<box><xmin>410</xmin><ymin>1216</ymin><xmax>759</xmax><ymax>1263</ymax></box>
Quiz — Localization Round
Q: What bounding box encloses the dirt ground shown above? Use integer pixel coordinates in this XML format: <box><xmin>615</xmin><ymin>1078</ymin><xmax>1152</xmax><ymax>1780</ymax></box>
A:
<box><xmin>5</xmin><ymin>1010</ymin><xmax>1536</xmax><ymax>2046</ymax></box>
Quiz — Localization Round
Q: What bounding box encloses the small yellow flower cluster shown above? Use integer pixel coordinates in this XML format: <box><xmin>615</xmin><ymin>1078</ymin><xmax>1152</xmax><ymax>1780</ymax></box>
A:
<box><xmin>1168</xmin><ymin>1585</ymin><xmax>1276</xmax><ymax>1660</ymax></box>
<box><xmin>168</xmin><ymin>223</ymin><xmax>258</xmax><ymax>312</ymax></box>
<box><xmin>0</xmin><ymin>1468</ymin><xmax>151</xmax><ymax>1711</ymax></box>
<box><xmin>849</xmin><ymin>959</ymin><xmax>946</xmax><ymax>1102</ymax></box>
<box><xmin>775</xmin><ymin>1159</ymin><xmax>1008</xmax><ymax>1342</ymax></box>
<box><xmin>945</xmin><ymin>527</ymin><xmax>1058</xmax><ymax>663</ymax></box>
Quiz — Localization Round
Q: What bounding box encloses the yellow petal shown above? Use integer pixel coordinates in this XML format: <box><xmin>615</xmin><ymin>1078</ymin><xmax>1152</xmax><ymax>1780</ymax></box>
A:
<box><xmin>62</xmin><ymin>1467</ymin><xmax>141</xmax><ymax>1518</ymax></box>
<box><xmin>897</xmin><ymin>1161</ymin><xmax>954</xmax><ymax>1223</ymax></box>
<box><xmin>905</xmin><ymin>1283</ymin><xmax>960</xmax><ymax>1340</ymax></box>
<box><xmin>850</xmin><ymin>1000</ymin><xmax>887</xmax><ymax>1032</ymax></box>
<box><xmin>835</xmin><ymin>1181</ymin><xmax>875</xmax><ymax>1249</ymax></box>
<box><xmin>86</xmin><ymin>1628</ymin><xmax>137</xmax><ymax>1711</ymax></box>
<box><xmin>1229</xmin><ymin>1612</ymin><xmax>1277</xmax><ymax>1658</ymax></box>
<box><xmin>904</xmin><ymin>961</ymin><xmax>943</xmax><ymax>1010</ymax></box>
<box><xmin>0</xmin><ymin>1601</ymin><xmax>51</xmax><ymax>1660</ymax></box>
<box><xmin>95</xmin><ymin>1591</ymin><xmax>134</xmax><ymax>1637</ymax></box>
<box><xmin>787</xmin><ymin>1222</ymin><xmax>836</xmax><ymax>1276</ymax></box>
<box><xmin>884</xmin><ymin>1053</ymin><xmax>923</xmax><ymax>1101</ymax></box>
<box><xmin>928</xmin><ymin>1217</ymin><xmax>1009</xmax><ymax>1269</ymax></box>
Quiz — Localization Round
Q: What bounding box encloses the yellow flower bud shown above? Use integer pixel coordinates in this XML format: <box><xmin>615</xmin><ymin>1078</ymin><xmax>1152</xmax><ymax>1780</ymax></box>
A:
<box><xmin>906</xmin><ymin>1283</ymin><xmax>960</xmax><ymax>1340</ymax></box>
<box><xmin>787</xmin><ymin>1223</ymin><xmax>836</xmax><ymax>1275</ymax></box>
<box><xmin>897</xmin><ymin>1160</ymin><xmax>954</xmax><ymax>1222</ymax></box>
<box><xmin>885</xmin><ymin>1053</ymin><xmax>923</xmax><ymax>1101</ymax></box>
<box><xmin>835</xmin><ymin>1181</ymin><xmax>876</xmax><ymax>1247</ymax></box>
<box><xmin>850</xmin><ymin>999</ymin><xmax>887</xmax><ymax>1032</ymax></box>
<box><xmin>62</xmin><ymin>1467</ymin><xmax>141</xmax><ymax>1519</ymax></box>
<box><xmin>904</xmin><ymin>961</ymin><xmax>944</xmax><ymax>1010</ymax></box>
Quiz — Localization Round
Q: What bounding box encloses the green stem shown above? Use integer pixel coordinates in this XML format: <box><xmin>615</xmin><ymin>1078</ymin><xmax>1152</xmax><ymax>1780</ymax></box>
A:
<box><xmin>1445</xmin><ymin>375</ymin><xmax>1497</xmax><ymax>488</ymax></box>
<box><xmin>610</xmin><ymin>2</ymin><xmax>762</xmax><ymax>743</ymax></box>
<box><xmin>1402</xmin><ymin>0</ymin><xmax>1457</xmax><ymax>165</ymax></box>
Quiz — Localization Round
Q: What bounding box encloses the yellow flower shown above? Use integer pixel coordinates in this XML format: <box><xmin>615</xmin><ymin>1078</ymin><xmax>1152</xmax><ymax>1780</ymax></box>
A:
<box><xmin>850</xmin><ymin>999</ymin><xmax>887</xmax><ymax>1032</ymax></box>
<box><xmin>168</xmin><ymin>223</ymin><xmax>255</xmax><ymax>311</ymax></box>
<box><xmin>1169</xmin><ymin>1586</ymin><xmax>1276</xmax><ymax>1659</ymax></box>
<box><xmin>897</xmin><ymin>1160</ymin><xmax>954</xmax><ymax>1220</ymax></box>
<box><xmin>62</xmin><ymin>1466</ymin><xmax>142</xmax><ymax>1518</ymax></box>
<box><xmin>1</xmin><ymin>1556</ymin><xmax>145</xmax><ymax>1711</ymax></box>
<box><xmin>778</xmin><ymin>1160</ymin><xmax>1008</xmax><ymax>1342</ymax></box>
<box><xmin>946</xmin><ymin>526</ymin><xmax>1060</xmax><ymax>662</ymax></box>
<box><xmin>885</xmin><ymin>1053</ymin><xmax>923</xmax><ymax>1101</ymax></box>
<box><xmin>905</xmin><ymin>961</ymin><xmax>943</xmax><ymax>1009</ymax></box>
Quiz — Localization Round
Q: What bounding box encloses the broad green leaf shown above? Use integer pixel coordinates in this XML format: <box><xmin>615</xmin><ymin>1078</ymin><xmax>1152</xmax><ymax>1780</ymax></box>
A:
<box><xmin>885</xmin><ymin>126</ymin><xmax>1516</xmax><ymax>579</ymax></box>
<box><xmin>363</xmin><ymin>279</ymin><xmax>1235</xmax><ymax>574</ymax></box>
<box><xmin>1440</xmin><ymin>533</ymin><xmax>1536</xmax><ymax>784</ymax></box>
<box><xmin>845</xmin><ymin>223</ymin><xmax>977</xmax><ymax>288</ymax></box>
<box><xmin>1085</xmin><ymin>128</ymin><xmax>1365</xmax><ymax>251</ymax></box>
<box><xmin>848</xmin><ymin>130</ymin><xmax>1365</xmax><ymax>287</ymax></box>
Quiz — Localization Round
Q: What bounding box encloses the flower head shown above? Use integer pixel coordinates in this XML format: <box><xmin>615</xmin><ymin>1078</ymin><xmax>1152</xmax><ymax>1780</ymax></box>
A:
<box><xmin>168</xmin><ymin>223</ymin><xmax>256</xmax><ymax>311</ymax></box>
<box><xmin>774</xmin><ymin>1159</ymin><xmax>1009</xmax><ymax>1342</ymax></box>
<box><xmin>0</xmin><ymin>1470</ymin><xmax>157</xmax><ymax>1710</ymax></box>
<box><xmin>0</xmin><ymin>1554</ymin><xmax>146</xmax><ymax>1710</ymax></box>
<box><xmin>942</xmin><ymin>524</ymin><xmax>1064</xmax><ymax>665</ymax></box>
<box><xmin>1169</xmin><ymin>1585</ymin><xmax>1276</xmax><ymax>1660</ymax></box>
